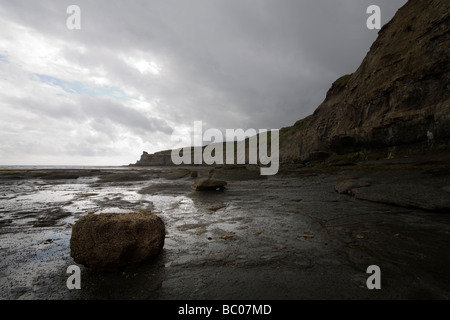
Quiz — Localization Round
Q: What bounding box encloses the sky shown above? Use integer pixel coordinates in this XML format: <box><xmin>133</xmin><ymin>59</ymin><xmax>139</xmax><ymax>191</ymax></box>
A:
<box><xmin>0</xmin><ymin>0</ymin><xmax>407</xmax><ymax>166</ymax></box>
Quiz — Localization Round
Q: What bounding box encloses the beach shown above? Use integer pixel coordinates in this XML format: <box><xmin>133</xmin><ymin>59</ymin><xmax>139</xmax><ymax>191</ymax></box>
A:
<box><xmin>0</xmin><ymin>156</ymin><xmax>449</xmax><ymax>300</ymax></box>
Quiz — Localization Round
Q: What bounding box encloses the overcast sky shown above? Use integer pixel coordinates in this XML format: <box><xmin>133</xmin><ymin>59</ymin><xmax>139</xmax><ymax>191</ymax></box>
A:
<box><xmin>0</xmin><ymin>0</ymin><xmax>407</xmax><ymax>166</ymax></box>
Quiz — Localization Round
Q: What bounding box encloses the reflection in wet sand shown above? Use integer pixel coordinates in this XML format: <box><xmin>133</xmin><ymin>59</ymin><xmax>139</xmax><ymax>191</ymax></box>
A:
<box><xmin>0</xmin><ymin>164</ymin><xmax>449</xmax><ymax>299</ymax></box>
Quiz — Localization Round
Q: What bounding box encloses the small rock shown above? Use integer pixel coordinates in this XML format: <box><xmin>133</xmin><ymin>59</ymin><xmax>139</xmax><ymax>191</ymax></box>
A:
<box><xmin>220</xmin><ymin>232</ymin><xmax>235</xmax><ymax>240</ymax></box>
<box><xmin>193</xmin><ymin>178</ymin><xmax>227</xmax><ymax>191</ymax></box>
<box><xmin>442</xmin><ymin>186</ymin><xmax>450</xmax><ymax>194</ymax></box>
<box><xmin>303</xmin><ymin>232</ymin><xmax>315</xmax><ymax>239</ymax></box>
<box><xmin>335</xmin><ymin>178</ymin><xmax>371</xmax><ymax>195</ymax></box>
<box><xmin>196</xmin><ymin>226</ymin><xmax>206</xmax><ymax>236</ymax></box>
<box><xmin>353</xmin><ymin>184</ymin><xmax>450</xmax><ymax>212</ymax></box>
<box><xmin>207</xmin><ymin>203</ymin><xmax>226</xmax><ymax>212</ymax></box>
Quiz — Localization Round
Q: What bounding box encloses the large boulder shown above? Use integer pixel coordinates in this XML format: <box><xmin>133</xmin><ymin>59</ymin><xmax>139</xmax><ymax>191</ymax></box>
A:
<box><xmin>194</xmin><ymin>178</ymin><xmax>227</xmax><ymax>191</ymax></box>
<box><xmin>70</xmin><ymin>212</ymin><xmax>165</xmax><ymax>272</ymax></box>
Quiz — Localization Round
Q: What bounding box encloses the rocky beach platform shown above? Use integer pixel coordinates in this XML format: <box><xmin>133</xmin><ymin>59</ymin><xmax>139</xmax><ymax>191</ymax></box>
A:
<box><xmin>0</xmin><ymin>153</ymin><xmax>449</xmax><ymax>299</ymax></box>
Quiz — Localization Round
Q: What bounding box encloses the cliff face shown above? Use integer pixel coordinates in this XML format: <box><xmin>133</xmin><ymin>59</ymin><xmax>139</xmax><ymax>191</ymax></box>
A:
<box><xmin>133</xmin><ymin>141</ymin><xmax>265</xmax><ymax>166</ymax></box>
<box><xmin>134</xmin><ymin>0</ymin><xmax>449</xmax><ymax>167</ymax></box>
<box><xmin>134</xmin><ymin>150</ymin><xmax>174</xmax><ymax>166</ymax></box>
<box><xmin>280</xmin><ymin>0</ymin><xmax>450</xmax><ymax>163</ymax></box>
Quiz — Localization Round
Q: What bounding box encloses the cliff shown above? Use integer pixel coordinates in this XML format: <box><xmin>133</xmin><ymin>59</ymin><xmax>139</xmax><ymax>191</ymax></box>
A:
<box><xmin>133</xmin><ymin>141</ymin><xmax>266</xmax><ymax>167</ymax></box>
<box><xmin>280</xmin><ymin>0</ymin><xmax>450</xmax><ymax>163</ymax></box>
<box><xmin>134</xmin><ymin>150</ymin><xmax>176</xmax><ymax>166</ymax></box>
<box><xmin>134</xmin><ymin>0</ymin><xmax>450</xmax><ymax>167</ymax></box>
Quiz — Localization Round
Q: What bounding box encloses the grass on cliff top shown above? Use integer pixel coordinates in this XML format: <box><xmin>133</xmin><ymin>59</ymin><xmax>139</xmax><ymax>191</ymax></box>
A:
<box><xmin>279</xmin><ymin>114</ymin><xmax>313</xmax><ymax>145</ymax></box>
<box><xmin>333</xmin><ymin>74</ymin><xmax>352</xmax><ymax>87</ymax></box>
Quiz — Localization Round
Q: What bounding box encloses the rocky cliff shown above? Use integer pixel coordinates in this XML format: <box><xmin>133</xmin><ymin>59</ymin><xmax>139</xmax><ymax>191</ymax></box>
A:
<box><xmin>280</xmin><ymin>0</ymin><xmax>450</xmax><ymax>163</ymax></box>
<box><xmin>134</xmin><ymin>150</ymin><xmax>174</xmax><ymax>166</ymax></box>
<box><xmin>134</xmin><ymin>147</ymin><xmax>207</xmax><ymax>166</ymax></box>
<box><xmin>133</xmin><ymin>142</ymin><xmax>261</xmax><ymax>166</ymax></box>
<box><xmin>134</xmin><ymin>0</ymin><xmax>449</xmax><ymax>167</ymax></box>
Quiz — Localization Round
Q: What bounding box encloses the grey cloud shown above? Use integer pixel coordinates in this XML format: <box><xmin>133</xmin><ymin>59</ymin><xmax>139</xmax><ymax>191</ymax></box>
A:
<box><xmin>78</xmin><ymin>96</ymin><xmax>172</xmax><ymax>135</ymax></box>
<box><xmin>0</xmin><ymin>0</ymin><xmax>408</xmax><ymax>165</ymax></box>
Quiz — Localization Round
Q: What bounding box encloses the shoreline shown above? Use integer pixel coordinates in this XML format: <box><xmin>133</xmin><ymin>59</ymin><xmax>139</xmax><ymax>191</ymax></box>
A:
<box><xmin>0</xmin><ymin>153</ymin><xmax>449</xmax><ymax>299</ymax></box>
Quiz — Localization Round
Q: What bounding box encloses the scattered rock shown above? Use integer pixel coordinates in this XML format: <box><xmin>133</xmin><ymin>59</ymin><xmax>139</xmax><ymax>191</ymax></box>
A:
<box><xmin>207</xmin><ymin>203</ymin><xmax>227</xmax><ymax>212</ymax></box>
<box><xmin>70</xmin><ymin>212</ymin><xmax>165</xmax><ymax>272</ymax></box>
<box><xmin>220</xmin><ymin>233</ymin><xmax>236</xmax><ymax>241</ymax></box>
<box><xmin>177</xmin><ymin>222</ymin><xmax>209</xmax><ymax>231</ymax></box>
<box><xmin>194</xmin><ymin>178</ymin><xmax>227</xmax><ymax>191</ymax></box>
<box><xmin>138</xmin><ymin>182</ymin><xmax>189</xmax><ymax>195</ymax></box>
<box><xmin>98</xmin><ymin>172</ymin><xmax>148</xmax><ymax>183</ymax></box>
<box><xmin>41</xmin><ymin>173</ymin><xmax>80</xmax><ymax>180</ymax></box>
<box><xmin>352</xmin><ymin>184</ymin><xmax>450</xmax><ymax>213</ymax></box>
<box><xmin>213</xmin><ymin>228</ymin><xmax>236</xmax><ymax>240</ymax></box>
<box><xmin>302</xmin><ymin>232</ymin><xmax>315</xmax><ymax>239</ymax></box>
<box><xmin>210</xmin><ymin>166</ymin><xmax>265</xmax><ymax>181</ymax></box>
<box><xmin>335</xmin><ymin>177</ymin><xmax>371</xmax><ymax>195</ymax></box>
<box><xmin>163</xmin><ymin>168</ymin><xmax>191</xmax><ymax>180</ymax></box>
<box><xmin>76</xmin><ymin>193</ymin><xmax>98</xmax><ymax>198</ymax></box>
<box><xmin>32</xmin><ymin>207</ymin><xmax>71</xmax><ymax>228</ymax></box>
<box><xmin>195</xmin><ymin>226</ymin><xmax>206</xmax><ymax>236</ymax></box>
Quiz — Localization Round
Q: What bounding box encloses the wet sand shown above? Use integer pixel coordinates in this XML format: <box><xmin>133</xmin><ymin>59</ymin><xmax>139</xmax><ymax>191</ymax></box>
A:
<box><xmin>0</xmin><ymin>157</ymin><xmax>449</xmax><ymax>300</ymax></box>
